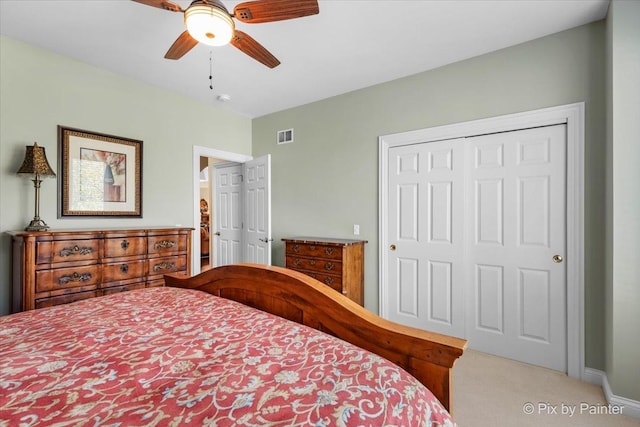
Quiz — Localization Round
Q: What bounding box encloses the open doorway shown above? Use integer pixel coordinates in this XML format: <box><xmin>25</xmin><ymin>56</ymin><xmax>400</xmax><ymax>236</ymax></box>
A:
<box><xmin>192</xmin><ymin>146</ymin><xmax>252</xmax><ymax>275</ymax></box>
<box><xmin>198</xmin><ymin>157</ymin><xmax>228</xmax><ymax>272</ymax></box>
<box><xmin>199</xmin><ymin>159</ymin><xmax>211</xmax><ymax>271</ymax></box>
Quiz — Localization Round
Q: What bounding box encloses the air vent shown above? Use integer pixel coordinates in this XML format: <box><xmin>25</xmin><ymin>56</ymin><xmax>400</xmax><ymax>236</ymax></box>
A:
<box><xmin>277</xmin><ymin>128</ymin><xmax>294</xmax><ymax>145</ymax></box>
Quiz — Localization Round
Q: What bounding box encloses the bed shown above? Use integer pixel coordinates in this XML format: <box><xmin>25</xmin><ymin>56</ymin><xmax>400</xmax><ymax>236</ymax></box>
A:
<box><xmin>0</xmin><ymin>263</ymin><xmax>467</xmax><ymax>426</ymax></box>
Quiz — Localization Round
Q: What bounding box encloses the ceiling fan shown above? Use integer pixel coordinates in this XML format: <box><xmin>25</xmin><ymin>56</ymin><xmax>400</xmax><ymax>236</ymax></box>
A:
<box><xmin>133</xmin><ymin>0</ymin><xmax>319</xmax><ymax>68</ymax></box>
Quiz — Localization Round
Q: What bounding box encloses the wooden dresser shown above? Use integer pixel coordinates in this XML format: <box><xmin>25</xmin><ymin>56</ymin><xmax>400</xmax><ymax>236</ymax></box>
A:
<box><xmin>282</xmin><ymin>237</ymin><xmax>367</xmax><ymax>305</ymax></box>
<box><xmin>9</xmin><ymin>227</ymin><xmax>192</xmax><ymax>312</ymax></box>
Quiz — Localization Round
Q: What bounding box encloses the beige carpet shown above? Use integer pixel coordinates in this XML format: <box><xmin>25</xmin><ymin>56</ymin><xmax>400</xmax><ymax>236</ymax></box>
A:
<box><xmin>452</xmin><ymin>350</ymin><xmax>639</xmax><ymax>426</ymax></box>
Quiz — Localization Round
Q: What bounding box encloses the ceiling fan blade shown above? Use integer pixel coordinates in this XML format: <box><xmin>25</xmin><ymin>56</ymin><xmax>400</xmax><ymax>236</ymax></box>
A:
<box><xmin>233</xmin><ymin>0</ymin><xmax>318</xmax><ymax>23</ymax></box>
<box><xmin>165</xmin><ymin>31</ymin><xmax>199</xmax><ymax>60</ymax></box>
<box><xmin>131</xmin><ymin>0</ymin><xmax>183</xmax><ymax>12</ymax></box>
<box><xmin>231</xmin><ymin>30</ymin><xmax>280</xmax><ymax>68</ymax></box>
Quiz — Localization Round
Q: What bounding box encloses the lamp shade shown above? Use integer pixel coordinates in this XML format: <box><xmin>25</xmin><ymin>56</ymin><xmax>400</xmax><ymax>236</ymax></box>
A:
<box><xmin>185</xmin><ymin>3</ymin><xmax>234</xmax><ymax>47</ymax></box>
<box><xmin>17</xmin><ymin>142</ymin><xmax>56</xmax><ymax>177</ymax></box>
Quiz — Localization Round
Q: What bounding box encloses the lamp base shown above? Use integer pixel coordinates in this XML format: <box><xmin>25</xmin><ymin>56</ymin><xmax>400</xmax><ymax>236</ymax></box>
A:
<box><xmin>24</xmin><ymin>218</ymin><xmax>50</xmax><ymax>232</ymax></box>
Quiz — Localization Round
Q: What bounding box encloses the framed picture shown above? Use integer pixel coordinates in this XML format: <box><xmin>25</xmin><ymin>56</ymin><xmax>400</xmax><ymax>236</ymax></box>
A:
<box><xmin>58</xmin><ymin>126</ymin><xmax>142</xmax><ymax>217</ymax></box>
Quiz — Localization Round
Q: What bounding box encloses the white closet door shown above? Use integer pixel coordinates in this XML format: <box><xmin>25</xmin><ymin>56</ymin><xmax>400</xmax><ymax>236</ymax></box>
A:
<box><xmin>385</xmin><ymin>125</ymin><xmax>567</xmax><ymax>372</ymax></box>
<box><xmin>387</xmin><ymin>139</ymin><xmax>466</xmax><ymax>338</ymax></box>
<box><xmin>465</xmin><ymin>125</ymin><xmax>567</xmax><ymax>372</ymax></box>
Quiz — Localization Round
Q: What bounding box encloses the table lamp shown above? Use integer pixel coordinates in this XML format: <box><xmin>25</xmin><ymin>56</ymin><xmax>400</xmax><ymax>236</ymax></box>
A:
<box><xmin>16</xmin><ymin>142</ymin><xmax>56</xmax><ymax>231</ymax></box>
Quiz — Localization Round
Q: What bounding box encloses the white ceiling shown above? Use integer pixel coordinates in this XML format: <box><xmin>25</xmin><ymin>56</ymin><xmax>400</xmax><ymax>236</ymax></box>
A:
<box><xmin>0</xmin><ymin>0</ymin><xmax>609</xmax><ymax>118</ymax></box>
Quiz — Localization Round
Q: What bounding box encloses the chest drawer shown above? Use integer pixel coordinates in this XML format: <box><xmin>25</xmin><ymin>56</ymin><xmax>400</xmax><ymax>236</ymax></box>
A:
<box><xmin>286</xmin><ymin>255</ymin><xmax>342</xmax><ymax>275</ymax></box>
<box><xmin>35</xmin><ymin>290</ymin><xmax>100</xmax><ymax>309</ymax></box>
<box><xmin>103</xmin><ymin>260</ymin><xmax>146</xmax><ymax>283</ymax></box>
<box><xmin>300</xmin><ymin>270</ymin><xmax>343</xmax><ymax>293</ymax></box>
<box><xmin>286</xmin><ymin>243</ymin><xmax>343</xmax><ymax>260</ymax></box>
<box><xmin>35</xmin><ymin>265</ymin><xmax>101</xmax><ymax>293</ymax></box>
<box><xmin>147</xmin><ymin>278</ymin><xmax>165</xmax><ymax>288</ymax></box>
<box><xmin>148</xmin><ymin>255</ymin><xmax>187</xmax><ymax>277</ymax></box>
<box><xmin>148</xmin><ymin>234</ymin><xmax>187</xmax><ymax>256</ymax></box>
<box><xmin>37</xmin><ymin>239</ymin><xmax>100</xmax><ymax>264</ymax></box>
<box><xmin>102</xmin><ymin>282</ymin><xmax>146</xmax><ymax>295</ymax></box>
<box><xmin>104</xmin><ymin>237</ymin><xmax>146</xmax><ymax>258</ymax></box>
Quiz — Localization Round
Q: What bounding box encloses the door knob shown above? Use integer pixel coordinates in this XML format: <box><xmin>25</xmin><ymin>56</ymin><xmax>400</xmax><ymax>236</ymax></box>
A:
<box><xmin>213</xmin><ymin>232</ymin><xmax>221</xmax><ymax>236</ymax></box>
<box><xmin>552</xmin><ymin>255</ymin><xmax>563</xmax><ymax>263</ymax></box>
<box><xmin>390</xmin><ymin>244</ymin><xmax>396</xmax><ymax>251</ymax></box>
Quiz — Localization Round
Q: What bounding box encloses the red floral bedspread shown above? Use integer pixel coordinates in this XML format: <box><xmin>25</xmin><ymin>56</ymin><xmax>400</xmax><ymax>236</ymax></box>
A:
<box><xmin>1</xmin><ymin>287</ymin><xmax>455</xmax><ymax>426</ymax></box>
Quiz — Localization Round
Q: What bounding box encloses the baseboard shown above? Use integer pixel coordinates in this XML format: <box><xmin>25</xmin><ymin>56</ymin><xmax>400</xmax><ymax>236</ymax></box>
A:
<box><xmin>583</xmin><ymin>367</ymin><xmax>640</xmax><ymax>418</ymax></box>
<box><xmin>583</xmin><ymin>367</ymin><xmax>604</xmax><ymax>386</ymax></box>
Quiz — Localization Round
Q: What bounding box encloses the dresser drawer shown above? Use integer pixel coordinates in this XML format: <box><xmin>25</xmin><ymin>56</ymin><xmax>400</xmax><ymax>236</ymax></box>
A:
<box><xmin>35</xmin><ymin>265</ymin><xmax>101</xmax><ymax>293</ymax></box>
<box><xmin>286</xmin><ymin>243</ymin><xmax>343</xmax><ymax>260</ymax></box>
<box><xmin>148</xmin><ymin>255</ymin><xmax>187</xmax><ymax>277</ymax></box>
<box><xmin>35</xmin><ymin>290</ymin><xmax>100</xmax><ymax>309</ymax></box>
<box><xmin>148</xmin><ymin>234</ymin><xmax>187</xmax><ymax>256</ymax></box>
<box><xmin>37</xmin><ymin>239</ymin><xmax>100</xmax><ymax>264</ymax></box>
<box><xmin>286</xmin><ymin>255</ymin><xmax>342</xmax><ymax>274</ymax></box>
<box><xmin>147</xmin><ymin>278</ymin><xmax>165</xmax><ymax>288</ymax></box>
<box><xmin>102</xmin><ymin>282</ymin><xmax>146</xmax><ymax>295</ymax></box>
<box><xmin>104</xmin><ymin>237</ymin><xmax>146</xmax><ymax>258</ymax></box>
<box><xmin>103</xmin><ymin>260</ymin><xmax>146</xmax><ymax>283</ymax></box>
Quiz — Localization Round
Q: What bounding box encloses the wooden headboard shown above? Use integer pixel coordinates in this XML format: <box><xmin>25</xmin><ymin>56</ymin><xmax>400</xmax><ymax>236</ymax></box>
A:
<box><xmin>164</xmin><ymin>263</ymin><xmax>467</xmax><ymax>413</ymax></box>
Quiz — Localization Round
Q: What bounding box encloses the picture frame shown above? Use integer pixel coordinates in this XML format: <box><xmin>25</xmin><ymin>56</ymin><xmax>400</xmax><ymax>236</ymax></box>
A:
<box><xmin>58</xmin><ymin>126</ymin><xmax>142</xmax><ymax>217</ymax></box>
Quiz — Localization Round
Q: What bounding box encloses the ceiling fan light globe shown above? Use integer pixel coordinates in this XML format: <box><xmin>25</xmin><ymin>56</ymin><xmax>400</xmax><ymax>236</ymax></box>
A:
<box><xmin>185</xmin><ymin>4</ymin><xmax>234</xmax><ymax>47</ymax></box>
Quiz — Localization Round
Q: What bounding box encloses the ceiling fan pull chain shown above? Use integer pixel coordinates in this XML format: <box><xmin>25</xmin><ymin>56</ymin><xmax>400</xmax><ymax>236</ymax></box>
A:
<box><xmin>209</xmin><ymin>50</ymin><xmax>214</xmax><ymax>91</ymax></box>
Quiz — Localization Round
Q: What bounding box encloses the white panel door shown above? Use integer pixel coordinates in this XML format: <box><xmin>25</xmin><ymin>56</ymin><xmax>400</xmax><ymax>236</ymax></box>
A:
<box><xmin>387</xmin><ymin>139</ymin><xmax>466</xmax><ymax>338</ymax></box>
<box><xmin>243</xmin><ymin>155</ymin><xmax>271</xmax><ymax>265</ymax></box>
<box><xmin>465</xmin><ymin>125</ymin><xmax>567</xmax><ymax>372</ymax></box>
<box><xmin>385</xmin><ymin>125</ymin><xmax>567</xmax><ymax>372</ymax></box>
<box><xmin>214</xmin><ymin>164</ymin><xmax>243</xmax><ymax>266</ymax></box>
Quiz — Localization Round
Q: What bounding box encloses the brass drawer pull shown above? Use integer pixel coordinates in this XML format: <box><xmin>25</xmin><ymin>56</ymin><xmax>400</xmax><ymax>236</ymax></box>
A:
<box><xmin>155</xmin><ymin>240</ymin><xmax>176</xmax><ymax>249</ymax></box>
<box><xmin>121</xmin><ymin>240</ymin><xmax>130</xmax><ymax>250</ymax></box>
<box><xmin>325</xmin><ymin>247</ymin><xmax>334</xmax><ymax>256</ymax></box>
<box><xmin>120</xmin><ymin>264</ymin><xmax>129</xmax><ymax>274</ymax></box>
<box><xmin>324</xmin><ymin>262</ymin><xmax>334</xmax><ymax>271</ymax></box>
<box><xmin>293</xmin><ymin>258</ymin><xmax>301</xmax><ymax>266</ymax></box>
<box><xmin>59</xmin><ymin>272</ymin><xmax>92</xmax><ymax>285</ymax></box>
<box><xmin>324</xmin><ymin>277</ymin><xmax>334</xmax><ymax>285</ymax></box>
<box><xmin>60</xmin><ymin>245</ymin><xmax>93</xmax><ymax>257</ymax></box>
<box><xmin>293</xmin><ymin>244</ymin><xmax>300</xmax><ymax>252</ymax></box>
<box><xmin>153</xmin><ymin>262</ymin><xmax>175</xmax><ymax>272</ymax></box>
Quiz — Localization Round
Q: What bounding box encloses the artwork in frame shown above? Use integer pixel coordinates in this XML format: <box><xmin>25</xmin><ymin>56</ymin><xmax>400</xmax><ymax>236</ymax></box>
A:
<box><xmin>58</xmin><ymin>126</ymin><xmax>142</xmax><ymax>217</ymax></box>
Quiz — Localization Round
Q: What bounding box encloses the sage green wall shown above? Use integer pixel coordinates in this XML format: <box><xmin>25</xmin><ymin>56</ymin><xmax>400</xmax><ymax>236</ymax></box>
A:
<box><xmin>605</xmin><ymin>0</ymin><xmax>640</xmax><ymax>402</ymax></box>
<box><xmin>0</xmin><ymin>36</ymin><xmax>252</xmax><ymax>315</ymax></box>
<box><xmin>253</xmin><ymin>22</ymin><xmax>607</xmax><ymax>371</ymax></box>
